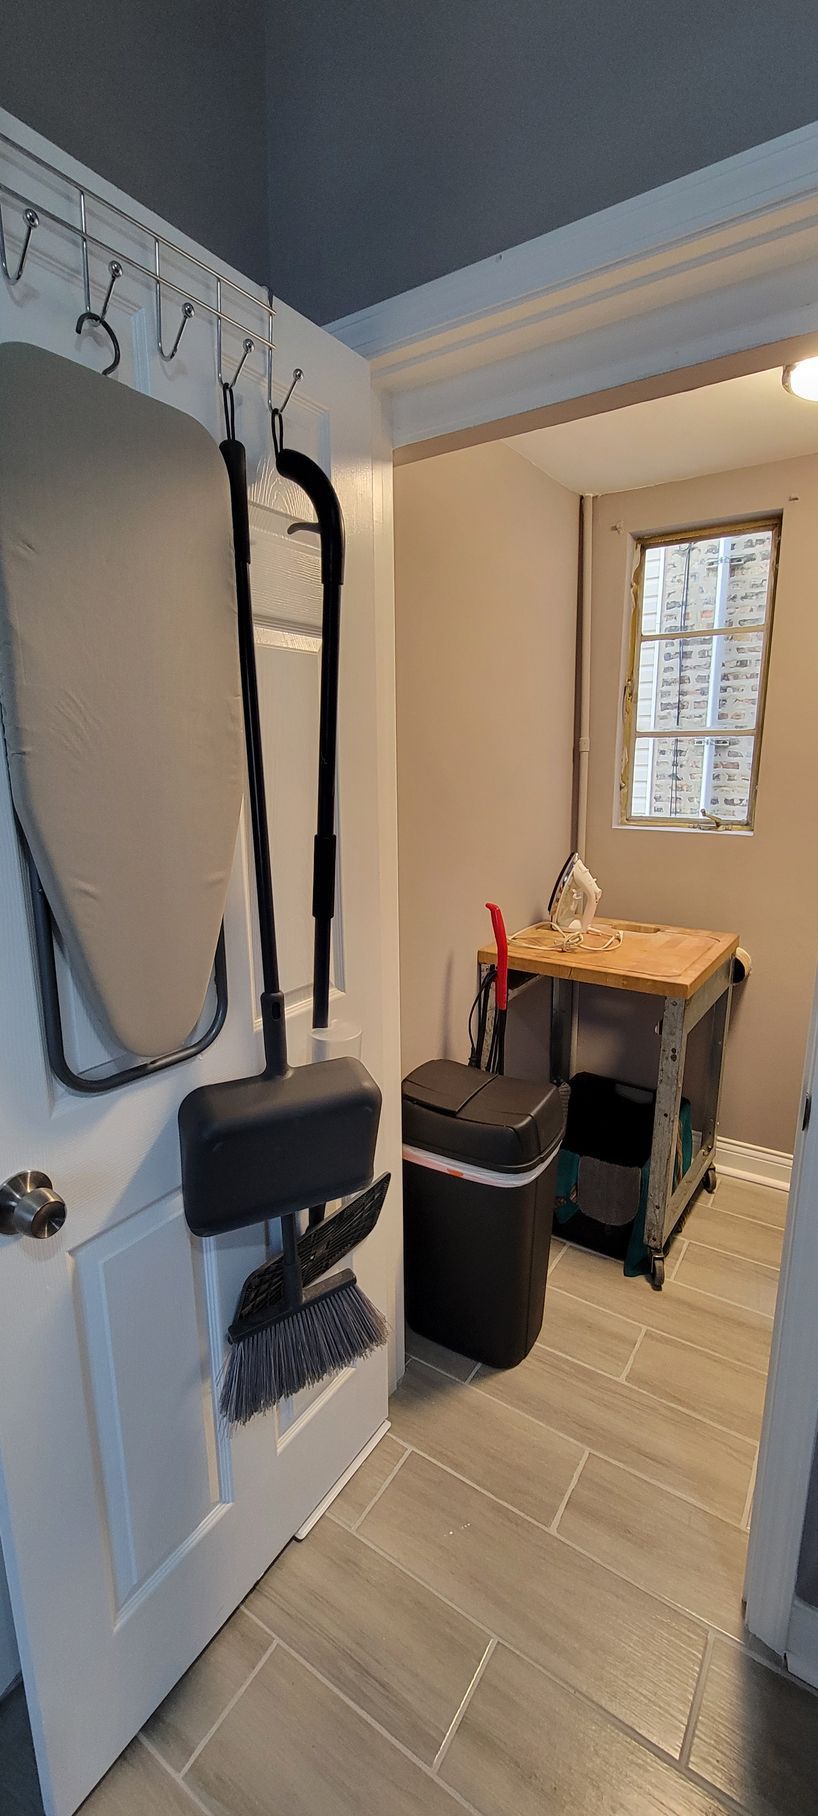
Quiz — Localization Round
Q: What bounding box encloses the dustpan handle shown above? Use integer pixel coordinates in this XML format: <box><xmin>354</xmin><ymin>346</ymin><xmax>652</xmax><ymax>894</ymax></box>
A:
<box><xmin>312</xmin><ymin>568</ymin><xmax>341</xmax><ymax>1030</ymax></box>
<box><xmin>274</xmin><ymin>441</ymin><xmax>346</xmax><ymax>1032</ymax></box>
<box><xmin>220</xmin><ymin>434</ymin><xmax>288</xmax><ymax>1079</ymax></box>
<box><xmin>273</xmin><ymin>443</ymin><xmax>345</xmax><ymax>588</ymax></box>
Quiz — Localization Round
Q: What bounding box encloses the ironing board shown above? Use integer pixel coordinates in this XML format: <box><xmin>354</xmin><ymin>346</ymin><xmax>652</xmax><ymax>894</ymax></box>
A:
<box><xmin>0</xmin><ymin>342</ymin><xmax>242</xmax><ymax>1081</ymax></box>
<box><xmin>477</xmin><ymin>918</ymin><xmax>739</xmax><ymax>1287</ymax></box>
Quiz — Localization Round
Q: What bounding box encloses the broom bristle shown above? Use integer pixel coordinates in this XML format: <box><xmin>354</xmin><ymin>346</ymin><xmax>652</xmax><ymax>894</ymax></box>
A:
<box><xmin>220</xmin><ymin>1276</ymin><xmax>388</xmax><ymax>1427</ymax></box>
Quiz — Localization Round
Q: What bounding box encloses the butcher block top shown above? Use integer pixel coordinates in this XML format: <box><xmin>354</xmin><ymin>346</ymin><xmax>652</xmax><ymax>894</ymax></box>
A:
<box><xmin>478</xmin><ymin>919</ymin><xmax>739</xmax><ymax>1001</ymax></box>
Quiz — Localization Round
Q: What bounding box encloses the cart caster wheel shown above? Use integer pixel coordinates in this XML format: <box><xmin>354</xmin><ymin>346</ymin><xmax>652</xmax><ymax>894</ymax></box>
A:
<box><xmin>650</xmin><ymin>1254</ymin><xmax>665</xmax><ymax>1291</ymax></box>
<box><xmin>705</xmin><ymin>1165</ymin><xmax>717</xmax><ymax>1194</ymax></box>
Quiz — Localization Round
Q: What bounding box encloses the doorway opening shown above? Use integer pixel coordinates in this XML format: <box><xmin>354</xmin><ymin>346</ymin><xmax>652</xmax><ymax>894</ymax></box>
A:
<box><xmin>391</xmin><ymin>353</ymin><xmax>818</xmax><ymax>1760</ymax></box>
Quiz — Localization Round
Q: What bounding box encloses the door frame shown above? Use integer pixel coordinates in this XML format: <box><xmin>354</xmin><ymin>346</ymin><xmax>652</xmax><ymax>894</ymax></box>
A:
<box><xmin>337</xmin><ymin>118</ymin><xmax>818</xmax><ymax>1660</ymax></box>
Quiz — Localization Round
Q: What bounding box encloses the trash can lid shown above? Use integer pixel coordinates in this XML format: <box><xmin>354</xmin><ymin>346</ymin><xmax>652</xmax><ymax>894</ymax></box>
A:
<box><xmin>402</xmin><ymin>1059</ymin><xmax>565</xmax><ymax>1171</ymax></box>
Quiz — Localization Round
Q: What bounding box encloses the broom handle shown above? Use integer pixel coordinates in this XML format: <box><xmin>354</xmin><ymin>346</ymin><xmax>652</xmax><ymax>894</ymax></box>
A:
<box><xmin>220</xmin><ymin>431</ymin><xmax>288</xmax><ymax>1081</ymax></box>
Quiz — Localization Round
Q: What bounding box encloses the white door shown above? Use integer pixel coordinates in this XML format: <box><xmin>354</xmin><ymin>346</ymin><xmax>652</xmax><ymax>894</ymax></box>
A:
<box><xmin>0</xmin><ymin>115</ymin><xmax>401</xmax><ymax>1816</ymax></box>
<box><xmin>744</xmin><ymin>963</ymin><xmax>818</xmax><ymax>1659</ymax></box>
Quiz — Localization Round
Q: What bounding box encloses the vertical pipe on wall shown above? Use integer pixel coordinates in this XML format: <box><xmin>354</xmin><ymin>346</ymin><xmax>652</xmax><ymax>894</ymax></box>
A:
<box><xmin>576</xmin><ymin>494</ymin><xmax>594</xmax><ymax>855</ymax></box>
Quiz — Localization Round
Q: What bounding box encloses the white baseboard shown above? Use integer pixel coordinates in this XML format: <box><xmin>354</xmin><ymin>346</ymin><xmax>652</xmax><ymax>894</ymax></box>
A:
<box><xmin>786</xmin><ymin>1597</ymin><xmax>818</xmax><ymax>1692</ymax></box>
<box><xmin>715</xmin><ymin>1137</ymin><xmax>792</xmax><ymax>1191</ymax></box>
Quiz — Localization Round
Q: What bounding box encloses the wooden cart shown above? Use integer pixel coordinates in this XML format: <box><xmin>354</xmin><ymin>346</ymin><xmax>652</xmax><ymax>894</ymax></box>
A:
<box><xmin>477</xmin><ymin>919</ymin><xmax>739</xmax><ymax>1288</ymax></box>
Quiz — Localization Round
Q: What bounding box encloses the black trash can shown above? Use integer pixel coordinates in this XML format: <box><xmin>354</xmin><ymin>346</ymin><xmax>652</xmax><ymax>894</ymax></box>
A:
<box><xmin>402</xmin><ymin>1060</ymin><xmax>565</xmax><ymax>1369</ymax></box>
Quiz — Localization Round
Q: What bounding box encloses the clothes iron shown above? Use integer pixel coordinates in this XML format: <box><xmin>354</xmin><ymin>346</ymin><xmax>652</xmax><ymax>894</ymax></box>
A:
<box><xmin>548</xmin><ymin>852</ymin><xmax>602</xmax><ymax>938</ymax></box>
<box><xmin>547</xmin><ymin>853</ymin><xmax>623</xmax><ymax>954</ymax></box>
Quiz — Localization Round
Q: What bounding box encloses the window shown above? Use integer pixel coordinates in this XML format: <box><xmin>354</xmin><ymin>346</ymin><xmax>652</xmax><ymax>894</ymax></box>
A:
<box><xmin>620</xmin><ymin>517</ymin><xmax>780</xmax><ymax>829</ymax></box>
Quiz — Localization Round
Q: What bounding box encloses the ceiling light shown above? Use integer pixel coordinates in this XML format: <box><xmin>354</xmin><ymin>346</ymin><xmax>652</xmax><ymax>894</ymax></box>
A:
<box><xmin>782</xmin><ymin>358</ymin><xmax>818</xmax><ymax>401</ymax></box>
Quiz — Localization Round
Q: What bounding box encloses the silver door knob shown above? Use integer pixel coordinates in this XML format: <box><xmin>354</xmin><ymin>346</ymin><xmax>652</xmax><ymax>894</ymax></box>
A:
<box><xmin>0</xmin><ymin>1171</ymin><xmax>67</xmax><ymax>1239</ymax></box>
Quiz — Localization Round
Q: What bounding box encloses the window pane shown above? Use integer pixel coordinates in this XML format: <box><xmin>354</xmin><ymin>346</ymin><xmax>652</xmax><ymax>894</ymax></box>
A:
<box><xmin>636</xmin><ymin>637</ymin><xmax>711</xmax><ymax>731</ymax></box>
<box><xmin>636</xmin><ymin>631</ymin><xmax>764</xmax><ymax>733</ymax></box>
<box><xmin>631</xmin><ymin>736</ymin><xmax>705</xmax><ymax>818</ymax></box>
<box><xmin>630</xmin><ymin>734</ymin><xmax>755</xmax><ymax>823</ymax></box>
<box><xmin>706</xmin><ymin>737</ymin><xmax>755</xmax><ymax>822</ymax></box>
<box><xmin>715</xmin><ymin>632</ymin><xmax>765</xmax><ymax>730</ymax></box>
<box><xmin>725</xmin><ymin>529</ymin><xmax>774</xmax><ymax>628</ymax></box>
<box><xmin>641</xmin><ymin>528</ymin><xmax>774</xmax><ymax>636</ymax></box>
<box><xmin>642</xmin><ymin>539</ymin><xmax>719</xmax><ymax>635</ymax></box>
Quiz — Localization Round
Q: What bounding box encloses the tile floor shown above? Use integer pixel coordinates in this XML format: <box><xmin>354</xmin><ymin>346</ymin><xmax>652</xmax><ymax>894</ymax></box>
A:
<box><xmin>5</xmin><ymin>1175</ymin><xmax>818</xmax><ymax>1813</ymax></box>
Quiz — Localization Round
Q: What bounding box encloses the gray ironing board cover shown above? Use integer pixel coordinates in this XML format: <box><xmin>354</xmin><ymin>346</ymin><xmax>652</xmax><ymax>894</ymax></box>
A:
<box><xmin>0</xmin><ymin>342</ymin><xmax>243</xmax><ymax>1059</ymax></box>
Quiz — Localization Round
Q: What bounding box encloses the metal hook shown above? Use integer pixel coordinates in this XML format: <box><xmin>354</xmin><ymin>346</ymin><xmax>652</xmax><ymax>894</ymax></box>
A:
<box><xmin>0</xmin><ymin>204</ymin><xmax>39</xmax><ymax>285</ymax></box>
<box><xmin>159</xmin><ymin>298</ymin><xmax>195</xmax><ymax>361</ymax></box>
<box><xmin>220</xmin><ymin>337</ymin><xmax>255</xmax><ymax>439</ymax></box>
<box><xmin>270</xmin><ymin>368</ymin><xmax>304</xmax><ymax>459</ymax></box>
<box><xmin>280</xmin><ymin>367</ymin><xmax>303</xmax><ymax>415</ymax></box>
<box><xmin>227</xmin><ymin>336</ymin><xmax>254</xmax><ymax>390</ymax></box>
<box><xmin>100</xmin><ymin>260</ymin><xmax>122</xmax><ymax>319</ymax></box>
<box><xmin>154</xmin><ymin>244</ymin><xmax>195</xmax><ymax>361</ymax></box>
<box><xmin>76</xmin><ymin>258</ymin><xmax>122</xmax><ymax>375</ymax></box>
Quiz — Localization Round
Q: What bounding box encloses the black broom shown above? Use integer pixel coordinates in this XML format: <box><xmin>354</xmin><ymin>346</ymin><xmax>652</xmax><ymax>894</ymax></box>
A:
<box><xmin>221</xmin><ymin>1171</ymin><xmax>391</xmax><ymax>1424</ymax></box>
<box><xmin>216</xmin><ymin>385</ymin><xmax>388</xmax><ymax>1424</ymax></box>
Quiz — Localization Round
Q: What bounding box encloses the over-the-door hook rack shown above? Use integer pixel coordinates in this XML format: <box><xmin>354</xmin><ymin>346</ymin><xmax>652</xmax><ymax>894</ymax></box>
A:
<box><xmin>1</xmin><ymin>126</ymin><xmax>276</xmax><ymax>395</ymax></box>
<box><xmin>0</xmin><ymin>202</ymin><xmax>38</xmax><ymax>284</ymax></box>
<box><xmin>76</xmin><ymin>257</ymin><xmax>121</xmax><ymax>375</ymax></box>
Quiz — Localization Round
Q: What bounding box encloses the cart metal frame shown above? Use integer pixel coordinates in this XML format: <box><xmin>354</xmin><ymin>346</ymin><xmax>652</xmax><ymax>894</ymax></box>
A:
<box><xmin>477</xmin><ymin>934</ymin><xmax>735</xmax><ymax>1289</ymax></box>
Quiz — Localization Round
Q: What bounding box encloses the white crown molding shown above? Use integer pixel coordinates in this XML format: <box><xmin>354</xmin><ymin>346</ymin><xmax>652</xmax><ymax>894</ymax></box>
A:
<box><xmin>327</xmin><ymin>123</ymin><xmax>818</xmax><ymax>452</ymax></box>
<box><xmin>329</xmin><ymin>123</ymin><xmax>818</xmax><ymax>357</ymax></box>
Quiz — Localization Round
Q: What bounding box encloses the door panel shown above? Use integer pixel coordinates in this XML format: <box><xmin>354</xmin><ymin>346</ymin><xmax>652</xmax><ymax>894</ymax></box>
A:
<box><xmin>74</xmin><ymin>1195</ymin><xmax>220</xmax><ymax>1606</ymax></box>
<box><xmin>0</xmin><ymin>110</ymin><xmax>399</xmax><ymax>1815</ymax></box>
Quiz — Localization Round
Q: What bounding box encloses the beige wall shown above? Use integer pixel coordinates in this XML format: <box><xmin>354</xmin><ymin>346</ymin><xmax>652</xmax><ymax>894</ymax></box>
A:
<box><xmin>394</xmin><ymin>442</ymin><xmax>578</xmax><ymax>1077</ymax></box>
<box><xmin>584</xmin><ymin>453</ymin><xmax>818</xmax><ymax>1154</ymax></box>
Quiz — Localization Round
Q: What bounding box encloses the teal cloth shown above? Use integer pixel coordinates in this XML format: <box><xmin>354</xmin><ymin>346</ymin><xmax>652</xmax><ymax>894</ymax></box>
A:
<box><xmin>555</xmin><ymin>1100</ymin><xmax>694</xmax><ymax>1276</ymax></box>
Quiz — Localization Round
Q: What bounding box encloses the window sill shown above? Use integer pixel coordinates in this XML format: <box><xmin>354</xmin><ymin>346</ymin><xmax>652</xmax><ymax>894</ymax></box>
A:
<box><xmin>613</xmin><ymin>819</ymin><xmax>754</xmax><ymax>837</ymax></box>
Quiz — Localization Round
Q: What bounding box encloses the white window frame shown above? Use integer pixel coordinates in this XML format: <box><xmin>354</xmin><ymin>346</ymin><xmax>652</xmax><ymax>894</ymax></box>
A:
<box><xmin>620</xmin><ymin>515</ymin><xmax>781</xmax><ymax>832</ymax></box>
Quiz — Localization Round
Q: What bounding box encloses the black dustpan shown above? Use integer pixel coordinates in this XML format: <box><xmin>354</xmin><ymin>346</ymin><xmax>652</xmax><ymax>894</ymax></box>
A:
<box><xmin>179</xmin><ymin>1049</ymin><xmax>381</xmax><ymax>1236</ymax></box>
<box><xmin>179</xmin><ymin>402</ymin><xmax>381</xmax><ymax>1239</ymax></box>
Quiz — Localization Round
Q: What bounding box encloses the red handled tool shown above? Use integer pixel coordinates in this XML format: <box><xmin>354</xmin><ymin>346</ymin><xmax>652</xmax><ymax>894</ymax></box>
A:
<box><xmin>486</xmin><ymin>903</ymin><xmax>508</xmax><ymax>1014</ymax></box>
<box><xmin>468</xmin><ymin>902</ymin><xmax>509</xmax><ymax>1073</ymax></box>
<box><xmin>485</xmin><ymin>902</ymin><xmax>508</xmax><ymax>1074</ymax></box>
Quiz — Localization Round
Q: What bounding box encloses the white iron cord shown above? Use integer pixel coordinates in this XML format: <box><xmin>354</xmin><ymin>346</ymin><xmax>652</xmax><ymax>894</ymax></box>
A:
<box><xmin>550</xmin><ymin>925</ymin><xmax>624</xmax><ymax>954</ymax></box>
